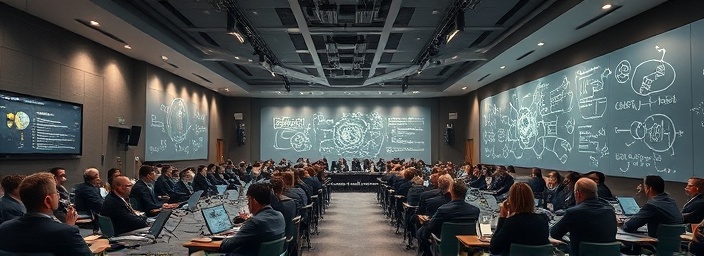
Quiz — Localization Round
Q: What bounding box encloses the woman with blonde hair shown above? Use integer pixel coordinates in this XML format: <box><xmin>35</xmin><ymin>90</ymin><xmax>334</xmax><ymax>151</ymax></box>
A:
<box><xmin>489</xmin><ymin>183</ymin><xmax>549</xmax><ymax>256</ymax></box>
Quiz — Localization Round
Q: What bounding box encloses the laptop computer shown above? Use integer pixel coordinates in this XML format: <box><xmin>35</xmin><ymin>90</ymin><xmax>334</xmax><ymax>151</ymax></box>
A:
<box><xmin>216</xmin><ymin>185</ymin><xmax>228</xmax><ymax>196</ymax></box>
<box><xmin>225</xmin><ymin>189</ymin><xmax>239</xmax><ymax>201</ymax></box>
<box><xmin>179</xmin><ymin>190</ymin><xmax>204</xmax><ymax>212</ymax></box>
<box><xmin>147</xmin><ymin>209</ymin><xmax>172</xmax><ymax>237</ymax></box>
<box><xmin>617</xmin><ymin>197</ymin><xmax>640</xmax><ymax>216</ymax></box>
<box><xmin>201</xmin><ymin>204</ymin><xmax>240</xmax><ymax>238</ymax></box>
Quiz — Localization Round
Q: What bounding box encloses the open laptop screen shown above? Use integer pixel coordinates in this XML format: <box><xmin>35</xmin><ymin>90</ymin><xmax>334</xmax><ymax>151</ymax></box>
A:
<box><xmin>186</xmin><ymin>190</ymin><xmax>204</xmax><ymax>211</ymax></box>
<box><xmin>617</xmin><ymin>197</ymin><xmax>640</xmax><ymax>216</ymax></box>
<box><xmin>149</xmin><ymin>209</ymin><xmax>172</xmax><ymax>237</ymax></box>
<box><xmin>201</xmin><ymin>204</ymin><xmax>233</xmax><ymax>235</ymax></box>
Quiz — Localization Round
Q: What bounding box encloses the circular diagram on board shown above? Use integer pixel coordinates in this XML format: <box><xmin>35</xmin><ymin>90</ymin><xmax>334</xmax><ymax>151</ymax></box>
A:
<box><xmin>166</xmin><ymin>98</ymin><xmax>190</xmax><ymax>144</ymax></box>
<box><xmin>14</xmin><ymin>112</ymin><xmax>30</xmax><ymax>130</ymax></box>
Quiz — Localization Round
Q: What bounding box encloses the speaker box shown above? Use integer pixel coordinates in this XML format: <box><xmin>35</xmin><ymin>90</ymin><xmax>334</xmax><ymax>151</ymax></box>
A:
<box><xmin>127</xmin><ymin>126</ymin><xmax>141</xmax><ymax>146</ymax></box>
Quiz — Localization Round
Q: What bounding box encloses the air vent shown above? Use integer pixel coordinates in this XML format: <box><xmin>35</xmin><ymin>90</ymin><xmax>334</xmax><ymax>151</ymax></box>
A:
<box><xmin>167</xmin><ymin>62</ymin><xmax>179</xmax><ymax>69</ymax></box>
<box><xmin>192</xmin><ymin>73</ymin><xmax>212</xmax><ymax>83</ymax></box>
<box><xmin>576</xmin><ymin>5</ymin><xmax>622</xmax><ymax>30</ymax></box>
<box><xmin>305</xmin><ymin>68</ymin><xmax>319</xmax><ymax>77</ymax></box>
<box><xmin>478</xmin><ymin>74</ymin><xmax>491</xmax><ymax>82</ymax></box>
<box><xmin>290</xmin><ymin>34</ymin><xmax>307</xmax><ymax>50</ymax></box>
<box><xmin>299</xmin><ymin>53</ymin><xmax>314</xmax><ymax>63</ymax></box>
<box><xmin>516</xmin><ymin>50</ymin><xmax>535</xmax><ymax>60</ymax></box>
<box><xmin>199</xmin><ymin>32</ymin><xmax>220</xmax><ymax>47</ymax></box>
<box><xmin>159</xmin><ymin>0</ymin><xmax>194</xmax><ymax>27</ymax></box>
<box><xmin>436</xmin><ymin>66</ymin><xmax>452</xmax><ymax>76</ymax></box>
<box><xmin>470</xmin><ymin>31</ymin><xmax>491</xmax><ymax>48</ymax></box>
<box><xmin>385</xmin><ymin>33</ymin><xmax>403</xmax><ymax>50</ymax></box>
<box><xmin>394</xmin><ymin>7</ymin><xmax>414</xmax><ymax>26</ymax></box>
<box><xmin>235</xmin><ymin>64</ymin><xmax>253</xmax><ymax>76</ymax></box>
<box><xmin>75</xmin><ymin>19</ymin><xmax>126</xmax><ymax>44</ymax></box>
<box><xmin>276</xmin><ymin>8</ymin><xmax>297</xmax><ymax>27</ymax></box>
<box><xmin>380</xmin><ymin>53</ymin><xmax>394</xmax><ymax>63</ymax></box>
<box><xmin>496</xmin><ymin>0</ymin><xmax>529</xmax><ymax>25</ymax></box>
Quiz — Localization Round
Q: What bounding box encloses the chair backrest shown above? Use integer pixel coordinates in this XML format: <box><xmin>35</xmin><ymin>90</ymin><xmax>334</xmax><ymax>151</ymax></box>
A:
<box><xmin>96</xmin><ymin>215</ymin><xmax>115</xmax><ymax>238</ymax></box>
<box><xmin>258</xmin><ymin>237</ymin><xmax>286</xmax><ymax>256</ymax></box>
<box><xmin>656</xmin><ymin>224</ymin><xmax>686</xmax><ymax>255</ymax></box>
<box><xmin>509</xmin><ymin>243</ymin><xmax>553</xmax><ymax>256</ymax></box>
<box><xmin>578</xmin><ymin>241</ymin><xmax>621</xmax><ymax>256</ymax></box>
<box><xmin>439</xmin><ymin>222</ymin><xmax>476</xmax><ymax>256</ymax></box>
<box><xmin>0</xmin><ymin>250</ymin><xmax>55</xmax><ymax>256</ymax></box>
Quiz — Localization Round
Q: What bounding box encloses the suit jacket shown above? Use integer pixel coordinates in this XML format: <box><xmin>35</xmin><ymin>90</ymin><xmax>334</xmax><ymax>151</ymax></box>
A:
<box><xmin>193</xmin><ymin>173</ymin><xmax>217</xmax><ymax>195</ymax></box>
<box><xmin>174</xmin><ymin>180</ymin><xmax>194</xmax><ymax>195</ymax></box>
<box><xmin>0</xmin><ymin>213</ymin><xmax>92</xmax><ymax>255</ymax></box>
<box><xmin>424</xmin><ymin>192</ymin><xmax>452</xmax><ymax>217</ymax></box>
<box><xmin>417</xmin><ymin>188</ymin><xmax>441</xmax><ymax>216</ymax></box>
<box><xmin>682</xmin><ymin>193</ymin><xmax>704</xmax><ymax>224</ymax></box>
<box><xmin>100</xmin><ymin>192</ymin><xmax>148</xmax><ymax>235</ymax></box>
<box><xmin>129</xmin><ymin>179</ymin><xmax>162</xmax><ymax>213</ymax></box>
<box><xmin>550</xmin><ymin>197</ymin><xmax>617</xmax><ymax>255</ymax></box>
<box><xmin>74</xmin><ymin>182</ymin><xmax>104</xmax><ymax>215</ymax></box>
<box><xmin>487</xmin><ymin>174</ymin><xmax>514</xmax><ymax>196</ymax></box>
<box><xmin>271</xmin><ymin>195</ymin><xmax>298</xmax><ymax>238</ymax></box>
<box><xmin>597</xmin><ymin>183</ymin><xmax>615</xmax><ymax>201</ymax></box>
<box><xmin>0</xmin><ymin>195</ymin><xmax>26</xmax><ymax>224</ymax></box>
<box><xmin>426</xmin><ymin>200</ymin><xmax>480</xmax><ymax>237</ymax></box>
<box><xmin>623</xmin><ymin>192</ymin><xmax>683</xmax><ymax>237</ymax></box>
<box><xmin>469</xmin><ymin>176</ymin><xmax>488</xmax><ymax>190</ymax></box>
<box><xmin>396</xmin><ymin>180</ymin><xmax>413</xmax><ymax>201</ymax></box>
<box><xmin>489</xmin><ymin>213</ymin><xmax>550</xmax><ymax>256</ymax></box>
<box><xmin>406</xmin><ymin>185</ymin><xmax>428</xmax><ymax>206</ymax></box>
<box><xmin>154</xmin><ymin>174</ymin><xmax>175</xmax><ymax>197</ymax></box>
<box><xmin>527</xmin><ymin>176</ymin><xmax>546</xmax><ymax>194</ymax></box>
<box><xmin>220</xmin><ymin>205</ymin><xmax>286</xmax><ymax>255</ymax></box>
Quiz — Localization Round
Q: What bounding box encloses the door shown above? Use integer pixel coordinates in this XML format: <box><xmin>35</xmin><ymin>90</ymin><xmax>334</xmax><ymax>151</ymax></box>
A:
<box><xmin>465</xmin><ymin>139</ymin><xmax>474</xmax><ymax>165</ymax></box>
<box><xmin>216</xmin><ymin>139</ymin><xmax>224</xmax><ymax>164</ymax></box>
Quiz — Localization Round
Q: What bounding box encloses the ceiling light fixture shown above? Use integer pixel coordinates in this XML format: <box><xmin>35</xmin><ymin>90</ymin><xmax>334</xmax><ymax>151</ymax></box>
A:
<box><xmin>234</xmin><ymin>56</ymin><xmax>240</xmax><ymax>60</ymax></box>
<box><xmin>89</xmin><ymin>20</ymin><xmax>100</xmax><ymax>26</ymax></box>
<box><xmin>161</xmin><ymin>55</ymin><xmax>168</xmax><ymax>61</ymax></box>
<box><xmin>602</xmin><ymin>4</ymin><xmax>612</xmax><ymax>10</ymax></box>
<box><xmin>271</xmin><ymin>71</ymin><xmax>276</xmax><ymax>77</ymax></box>
<box><xmin>500</xmin><ymin>65</ymin><xmax>505</xmax><ymax>69</ymax></box>
<box><xmin>226</xmin><ymin>13</ymin><xmax>245</xmax><ymax>44</ymax></box>
<box><xmin>537</xmin><ymin>42</ymin><xmax>544</xmax><ymax>46</ymax></box>
<box><xmin>124</xmin><ymin>45</ymin><xmax>131</xmax><ymax>49</ymax></box>
<box><xmin>462</xmin><ymin>86</ymin><xmax>467</xmax><ymax>90</ymax></box>
<box><xmin>412</xmin><ymin>91</ymin><xmax>420</xmax><ymax>94</ymax></box>
<box><xmin>446</xmin><ymin>10</ymin><xmax>465</xmax><ymax>43</ymax></box>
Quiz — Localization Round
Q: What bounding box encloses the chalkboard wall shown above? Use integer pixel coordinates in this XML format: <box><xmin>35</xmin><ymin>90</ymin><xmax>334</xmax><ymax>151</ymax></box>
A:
<box><xmin>480</xmin><ymin>19</ymin><xmax>704</xmax><ymax>182</ymax></box>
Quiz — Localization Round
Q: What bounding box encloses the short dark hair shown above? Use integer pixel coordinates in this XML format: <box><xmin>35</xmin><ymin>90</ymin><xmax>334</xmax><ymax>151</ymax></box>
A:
<box><xmin>107</xmin><ymin>168</ymin><xmax>121</xmax><ymax>185</ymax></box>
<box><xmin>247</xmin><ymin>183</ymin><xmax>272</xmax><ymax>205</ymax></box>
<box><xmin>452</xmin><ymin>181</ymin><xmax>468</xmax><ymax>199</ymax></box>
<box><xmin>2</xmin><ymin>175</ymin><xmax>26</xmax><ymax>193</ymax></box>
<box><xmin>48</xmin><ymin>167</ymin><xmax>65</xmax><ymax>177</ymax></box>
<box><xmin>270</xmin><ymin>177</ymin><xmax>285</xmax><ymax>194</ymax></box>
<box><xmin>644</xmin><ymin>175</ymin><xmax>665</xmax><ymax>194</ymax></box>
<box><xmin>139</xmin><ymin>165</ymin><xmax>155</xmax><ymax>178</ymax></box>
<box><xmin>19</xmin><ymin>173</ymin><xmax>54</xmax><ymax>212</ymax></box>
<box><xmin>180</xmin><ymin>168</ymin><xmax>194</xmax><ymax>179</ymax></box>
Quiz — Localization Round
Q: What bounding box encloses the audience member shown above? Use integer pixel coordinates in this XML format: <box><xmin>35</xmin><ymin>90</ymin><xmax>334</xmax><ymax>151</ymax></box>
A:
<box><xmin>270</xmin><ymin>177</ymin><xmax>297</xmax><ymax>240</ymax></box>
<box><xmin>418</xmin><ymin>181</ymin><xmax>480</xmax><ymax>256</ymax></box>
<box><xmin>193</xmin><ymin>165</ymin><xmax>217</xmax><ymax>196</ymax></box>
<box><xmin>105</xmin><ymin>168</ymin><xmax>122</xmax><ymax>192</ymax></box>
<box><xmin>101</xmin><ymin>175</ymin><xmax>148</xmax><ymax>235</ymax></box>
<box><xmin>396</xmin><ymin>168</ymin><xmax>415</xmax><ymax>200</ymax></box>
<box><xmin>155</xmin><ymin>165</ymin><xmax>189</xmax><ymax>203</ymax></box>
<box><xmin>220</xmin><ymin>183</ymin><xmax>285</xmax><ymax>254</ymax></box>
<box><xmin>585</xmin><ymin>171</ymin><xmax>615</xmax><ymax>200</ymax></box>
<box><xmin>74</xmin><ymin>168</ymin><xmax>104</xmax><ymax>216</ymax></box>
<box><xmin>552</xmin><ymin>171</ymin><xmax>580</xmax><ymax>211</ymax></box>
<box><xmin>683</xmin><ymin>177</ymin><xmax>704</xmax><ymax>224</ymax></box>
<box><xmin>175</xmin><ymin>168</ymin><xmax>195</xmax><ymax>194</ymax></box>
<box><xmin>0</xmin><ymin>173</ymin><xmax>89</xmax><ymax>255</ymax></box>
<box><xmin>406</xmin><ymin>176</ymin><xmax>427</xmax><ymax>206</ymax></box>
<box><xmin>468</xmin><ymin>165</ymin><xmax>487</xmax><ymax>189</ymax></box>
<box><xmin>527</xmin><ymin>167</ymin><xmax>546</xmax><ymax>195</ymax></box>
<box><xmin>489</xmin><ymin>183</ymin><xmax>549</xmax><ymax>256</ymax></box>
<box><xmin>550</xmin><ymin>178</ymin><xmax>616</xmax><ymax>255</ymax></box>
<box><xmin>0</xmin><ymin>175</ymin><xmax>26</xmax><ymax>224</ymax></box>
<box><xmin>542</xmin><ymin>171</ymin><xmax>564</xmax><ymax>209</ymax></box>
<box><xmin>282</xmin><ymin>172</ymin><xmax>307</xmax><ymax>209</ymax></box>
<box><xmin>420</xmin><ymin>174</ymin><xmax>453</xmax><ymax>217</ymax></box>
<box><xmin>49</xmin><ymin>167</ymin><xmax>71</xmax><ymax>223</ymax></box>
<box><xmin>623</xmin><ymin>175</ymin><xmax>683</xmax><ymax>237</ymax></box>
<box><xmin>130</xmin><ymin>165</ymin><xmax>178</xmax><ymax>217</ymax></box>
<box><xmin>487</xmin><ymin>166</ymin><xmax>514</xmax><ymax>199</ymax></box>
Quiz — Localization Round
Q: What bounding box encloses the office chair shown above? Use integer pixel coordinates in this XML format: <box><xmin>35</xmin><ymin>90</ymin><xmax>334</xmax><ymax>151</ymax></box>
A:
<box><xmin>509</xmin><ymin>243</ymin><xmax>553</xmax><ymax>256</ymax></box>
<box><xmin>430</xmin><ymin>221</ymin><xmax>476</xmax><ymax>256</ymax></box>
<box><xmin>258</xmin><ymin>237</ymin><xmax>286</xmax><ymax>256</ymax></box>
<box><xmin>579</xmin><ymin>241</ymin><xmax>621</xmax><ymax>256</ymax></box>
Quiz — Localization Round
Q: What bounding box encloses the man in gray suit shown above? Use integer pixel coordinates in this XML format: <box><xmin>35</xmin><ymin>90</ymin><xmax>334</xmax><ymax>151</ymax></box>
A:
<box><xmin>221</xmin><ymin>183</ymin><xmax>285</xmax><ymax>255</ymax></box>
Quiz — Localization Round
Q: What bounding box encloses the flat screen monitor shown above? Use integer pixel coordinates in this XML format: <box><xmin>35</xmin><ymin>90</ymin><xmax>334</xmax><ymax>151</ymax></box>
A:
<box><xmin>0</xmin><ymin>90</ymin><xmax>82</xmax><ymax>156</ymax></box>
<box><xmin>201</xmin><ymin>204</ymin><xmax>233</xmax><ymax>235</ymax></box>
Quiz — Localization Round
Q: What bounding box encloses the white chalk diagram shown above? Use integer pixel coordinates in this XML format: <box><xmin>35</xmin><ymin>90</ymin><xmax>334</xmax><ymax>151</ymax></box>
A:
<box><xmin>273</xmin><ymin>112</ymin><xmax>404</xmax><ymax>158</ymax></box>
<box><xmin>692</xmin><ymin>101</ymin><xmax>704</xmax><ymax>128</ymax></box>
<box><xmin>628</xmin><ymin>46</ymin><xmax>676</xmax><ymax>96</ymax></box>
<box><xmin>615</xmin><ymin>114</ymin><xmax>682</xmax><ymax>155</ymax></box>
<box><xmin>615</xmin><ymin>60</ymin><xmax>631</xmax><ymax>84</ymax></box>
<box><xmin>578</xmin><ymin>125</ymin><xmax>609</xmax><ymax>167</ymax></box>
<box><xmin>577</xmin><ymin>66</ymin><xmax>611</xmax><ymax>120</ymax></box>
<box><xmin>482</xmin><ymin>77</ymin><xmax>575</xmax><ymax>164</ymax></box>
<box><xmin>149</xmin><ymin>98</ymin><xmax>208</xmax><ymax>155</ymax></box>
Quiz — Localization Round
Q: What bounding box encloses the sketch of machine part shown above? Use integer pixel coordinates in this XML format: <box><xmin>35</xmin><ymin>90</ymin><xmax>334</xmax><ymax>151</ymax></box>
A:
<box><xmin>482</xmin><ymin>104</ymin><xmax>501</xmax><ymax>144</ymax></box>
<box><xmin>273</xmin><ymin>117</ymin><xmax>312</xmax><ymax>152</ymax></box>
<box><xmin>578</xmin><ymin>125</ymin><xmax>609</xmax><ymax>167</ymax></box>
<box><xmin>166</xmin><ymin>98</ymin><xmax>191</xmax><ymax>144</ymax></box>
<box><xmin>615</xmin><ymin>113</ymin><xmax>682</xmax><ymax>155</ymax></box>
<box><xmin>335</xmin><ymin>112</ymin><xmax>385</xmax><ymax>158</ymax></box>
<box><xmin>313</xmin><ymin>113</ymin><xmax>336</xmax><ymax>153</ymax></box>
<box><xmin>615</xmin><ymin>60</ymin><xmax>632</xmax><ymax>84</ymax></box>
<box><xmin>532</xmin><ymin>116</ymin><xmax>574</xmax><ymax>164</ymax></box>
<box><xmin>509</xmin><ymin>93</ymin><xmax>540</xmax><ymax>151</ymax></box>
<box><xmin>576</xmin><ymin>68</ymin><xmax>611</xmax><ymax>120</ymax></box>
<box><xmin>631</xmin><ymin>46</ymin><xmax>676</xmax><ymax>96</ymax></box>
<box><xmin>536</xmin><ymin>78</ymin><xmax>574</xmax><ymax>117</ymax></box>
<box><xmin>691</xmin><ymin>101</ymin><xmax>704</xmax><ymax>128</ymax></box>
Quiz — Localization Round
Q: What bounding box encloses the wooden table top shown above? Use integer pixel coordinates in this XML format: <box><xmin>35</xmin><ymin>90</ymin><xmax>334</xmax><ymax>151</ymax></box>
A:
<box><xmin>182</xmin><ymin>240</ymin><xmax>222</xmax><ymax>251</ymax></box>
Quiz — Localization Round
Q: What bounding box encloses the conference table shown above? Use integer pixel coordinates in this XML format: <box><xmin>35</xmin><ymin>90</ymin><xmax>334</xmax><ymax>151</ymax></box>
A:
<box><xmin>327</xmin><ymin>172</ymin><xmax>383</xmax><ymax>192</ymax></box>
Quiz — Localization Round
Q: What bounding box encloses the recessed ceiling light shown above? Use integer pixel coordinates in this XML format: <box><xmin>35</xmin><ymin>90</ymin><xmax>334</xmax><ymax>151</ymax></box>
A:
<box><xmin>416</xmin><ymin>37</ymin><xmax>421</xmax><ymax>41</ymax></box>
<box><xmin>248</xmin><ymin>59</ymin><xmax>253</xmax><ymax>62</ymax></box>
<box><xmin>277</xmin><ymin>91</ymin><xmax>281</xmax><ymax>94</ymax></box>
<box><xmin>432</xmin><ymin>10</ymin><xmax>440</xmax><ymax>15</ymax></box>
<box><xmin>602</xmin><ymin>4</ymin><xmax>612</xmax><ymax>10</ymax></box>
<box><xmin>462</xmin><ymin>86</ymin><xmax>467</xmax><ymax>90</ymax></box>
<box><xmin>252</xmin><ymin>11</ymin><xmax>259</xmax><ymax>15</ymax></box>
<box><xmin>89</xmin><ymin>20</ymin><xmax>100</xmax><ymax>26</ymax></box>
<box><xmin>124</xmin><ymin>45</ymin><xmax>131</xmax><ymax>49</ymax></box>
<box><xmin>161</xmin><ymin>55</ymin><xmax>168</xmax><ymax>61</ymax></box>
<box><xmin>451</xmin><ymin>56</ymin><xmax>458</xmax><ymax>60</ymax></box>
<box><xmin>412</xmin><ymin>91</ymin><xmax>420</xmax><ymax>94</ymax></box>
<box><xmin>500</xmin><ymin>66</ymin><xmax>506</xmax><ymax>69</ymax></box>
<box><xmin>537</xmin><ymin>42</ymin><xmax>544</xmax><ymax>46</ymax></box>
<box><xmin>271</xmin><ymin>72</ymin><xmax>276</xmax><ymax>77</ymax></box>
<box><xmin>234</xmin><ymin>56</ymin><xmax>240</xmax><ymax>60</ymax></box>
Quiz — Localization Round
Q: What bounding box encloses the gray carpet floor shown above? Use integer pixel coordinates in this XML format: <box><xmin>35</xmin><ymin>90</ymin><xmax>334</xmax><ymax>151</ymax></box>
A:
<box><xmin>304</xmin><ymin>192</ymin><xmax>417</xmax><ymax>256</ymax></box>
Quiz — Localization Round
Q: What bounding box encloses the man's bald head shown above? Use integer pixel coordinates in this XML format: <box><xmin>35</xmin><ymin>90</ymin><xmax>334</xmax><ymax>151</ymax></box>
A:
<box><xmin>438</xmin><ymin>174</ymin><xmax>453</xmax><ymax>193</ymax></box>
<box><xmin>574</xmin><ymin>177</ymin><xmax>598</xmax><ymax>204</ymax></box>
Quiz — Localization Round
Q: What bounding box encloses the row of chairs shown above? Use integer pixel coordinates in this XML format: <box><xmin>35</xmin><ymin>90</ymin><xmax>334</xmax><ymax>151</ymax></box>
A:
<box><xmin>377</xmin><ymin>179</ymin><xmax>419</xmax><ymax>251</ymax></box>
<box><xmin>295</xmin><ymin>177</ymin><xmax>332</xmax><ymax>255</ymax></box>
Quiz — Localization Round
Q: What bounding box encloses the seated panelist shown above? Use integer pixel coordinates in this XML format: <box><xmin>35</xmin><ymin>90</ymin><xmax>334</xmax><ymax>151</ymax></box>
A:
<box><xmin>682</xmin><ymin>177</ymin><xmax>704</xmax><ymax>224</ymax></box>
<box><xmin>622</xmin><ymin>175</ymin><xmax>682</xmax><ymax>237</ymax></box>
<box><xmin>101</xmin><ymin>176</ymin><xmax>148</xmax><ymax>236</ymax></box>
<box><xmin>130</xmin><ymin>165</ymin><xmax>178</xmax><ymax>217</ymax></box>
<box><xmin>489</xmin><ymin>183</ymin><xmax>550</xmax><ymax>256</ymax></box>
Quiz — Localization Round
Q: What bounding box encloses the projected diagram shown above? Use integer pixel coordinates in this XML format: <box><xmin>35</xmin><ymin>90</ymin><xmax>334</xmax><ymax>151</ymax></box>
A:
<box><xmin>622</xmin><ymin>46</ymin><xmax>676</xmax><ymax>97</ymax></box>
<box><xmin>148</xmin><ymin>98</ymin><xmax>208</xmax><ymax>156</ymax></box>
<box><xmin>271</xmin><ymin>111</ymin><xmax>425</xmax><ymax>159</ymax></box>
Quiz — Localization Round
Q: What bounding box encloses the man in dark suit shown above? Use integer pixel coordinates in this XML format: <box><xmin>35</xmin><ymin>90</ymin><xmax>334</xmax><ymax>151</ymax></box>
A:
<box><xmin>74</xmin><ymin>168</ymin><xmax>104</xmax><ymax>216</ymax></box>
<box><xmin>130</xmin><ymin>165</ymin><xmax>178</xmax><ymax>217</ymax></box>
<box><xmin>419</xmin><ymin>174</ymin><xmax>453</xmax><ymax>217</ymax></box>
<box><xmin>683</xmin><ymin>177</ymin><xmax>704</xmax><ymax>224</ymax></box>
<box><xmin>220</xmin><ymin>183</ymin><xmax>285</xmax><ymax>254</ymax></box>
<box><xmin>0</xmin><ymin>173</ymin><xmax>90</xmax><ymax>255</ymax></box>
<box><xmin>0</xmin><ymin>175</ymin><xmax>26</xmax><ymax>224</ymax></box>
<box><xmin>418</xmin><ymin>181</ymin><xmax>480</xmax><ymax>256</ymax></box>
<box><xmin>550</xmin><ymin>178</ymin><xmax>617</xmax><ymax>255</ymax></box>
<box><xmin>154</xmin><ymin>166</ymin><xmax>190</xmax><ymax>203</ymax></box>
<box><xmin>193</xmin><ymin>165</ymin><xmax>217</xmax><ymax>196</ymax></box>
<box><xmin>101</xmin><ymin>175</ymin><xmax>148</xmax><ymax>236</ymax></box>
<box><xmin>49</xmin><ymin>167</ymin><xmax>71</xmax><ymax>223</ymax></box>
<box><xmin>174</xmin><ymin>169</ymin><xmax>195</xmax><ymax>195</ymax></box>
<box><xmin>623</xmin><ymin>175</ymin><xmax>683</xmax><ymax>237</ymax></box>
